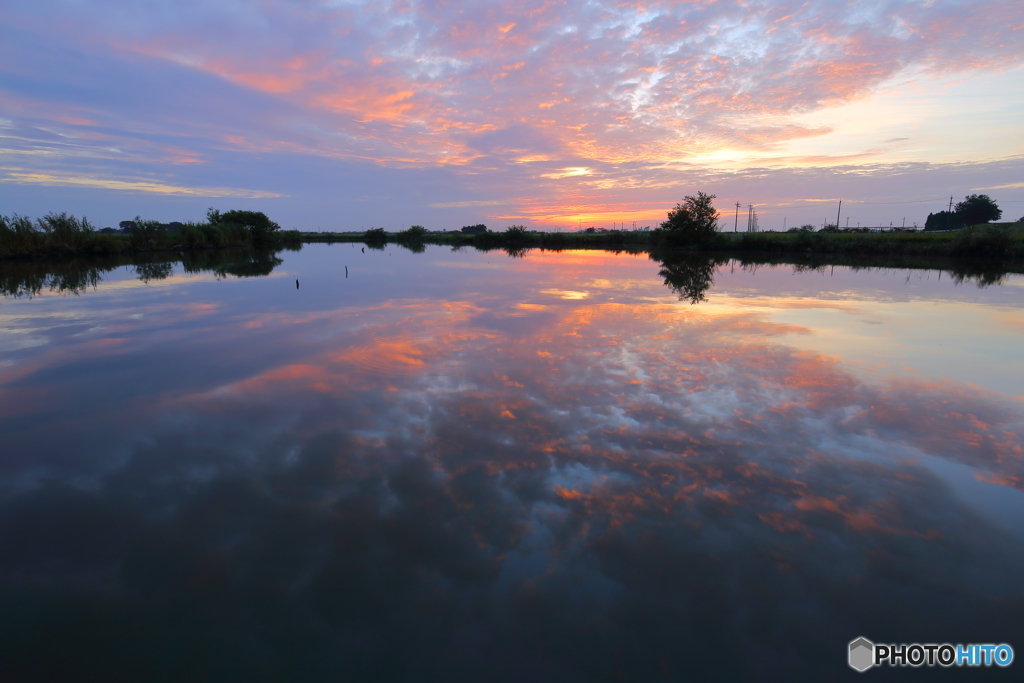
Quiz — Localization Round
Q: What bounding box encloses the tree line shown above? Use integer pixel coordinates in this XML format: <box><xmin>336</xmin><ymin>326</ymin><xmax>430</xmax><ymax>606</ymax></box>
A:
<box><xmin>0</xmin><ymin>209</ymin><xmax>299</xmax><ymax>259</ymax></box>
<box><xmin>924</xmin><ymin>194</ymin><xmax>1002</xmax><ymax>231</ymax></box>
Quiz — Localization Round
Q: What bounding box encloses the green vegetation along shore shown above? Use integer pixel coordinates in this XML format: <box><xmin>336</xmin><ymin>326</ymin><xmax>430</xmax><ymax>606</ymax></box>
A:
<box><xmin>4</xmin><ymin>206</ymin><xmax>1023</xmax><ymax>263</ymax></box>
<box><xmin>299</xmin><ymin>191</ymin><xmax>1023</xmax><ymax>259</ymax></box>
<box><xmin>0</xmin><ymin>209</ymin><xmax>300</xmax><ymax>260</ymax></box>
<box><xmin>301</xmin><ymin>221</ymin><xmax>1024</xmax><ymax>260</ymax></box>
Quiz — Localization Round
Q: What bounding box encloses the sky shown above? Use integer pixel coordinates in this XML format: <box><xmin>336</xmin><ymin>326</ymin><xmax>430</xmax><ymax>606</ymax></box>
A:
<box><xmin>1</xmin><ymin>0</ymin><xmax>1023</xmax><ymax>231</ymax></box>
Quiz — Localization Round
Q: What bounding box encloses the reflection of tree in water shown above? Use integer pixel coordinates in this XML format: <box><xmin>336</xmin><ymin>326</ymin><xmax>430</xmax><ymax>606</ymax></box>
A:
<box><xmin>788</xmin><ymin>260</ymin><xmax>1010</xmax><ymax>288</ymax></box>
<box><xmin>0</xmin><ymin>258</ymin><xmax>108</xmax><ymax>298</ymax></box>
<box><xmin>0</xmin><ymin>249</ymin><xmax>289</xmax><ymax>300</ymax></box>
<box><xmin>650</xmin><ymin>251</ymin><xmax>726</xmax><ymax>304</ymax></box>
<box><xmin>212</xmin><ymin>252</ymin><xmax>284</xmax><ymax>278</ymax></box>
<box><xmin>734</xmin><ymin>253</ymin><xmax>1016</xmax><ymax>289</ymax></box>
<box><xmin>177</xmin><ymin>249</ymin><xmax>284</xmax><ymax>278</ymax></box>
<box><xmin>397</xmin><ymin>240</ymin><xmax>426</xmax><ymax>254</ymax></box>
<box><xmin>3</xmin><ymin>264</ymin><xmax>1024</xmax><ymax>679</ymax></box>
<box><xmin>134</xmin><ymin>261</ymin><xmax>174</xmax><ymax>283</ymax></box>
<box><xmin>947</xmin><ymin>260</ymin><xmax>1011</xmax><ymax>287</ymax></box>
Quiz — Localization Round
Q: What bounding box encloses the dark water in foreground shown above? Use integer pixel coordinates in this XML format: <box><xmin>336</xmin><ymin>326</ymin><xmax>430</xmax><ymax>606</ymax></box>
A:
<box><xmin>1</xmin><ymin>245</ymin><xmax>1022</xmax><ymax>681</ymax></box>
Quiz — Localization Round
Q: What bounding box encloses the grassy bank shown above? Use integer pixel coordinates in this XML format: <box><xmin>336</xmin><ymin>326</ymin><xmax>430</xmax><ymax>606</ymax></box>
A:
<box><xmin>0</xmin><ymin>212</ymin><xmax>302</xmax><ymax>260</ymax></box>
<box><xmin>5</xmin><ymin>211</ymin><xmax>1022</xmax><ymax>264</ymax></box>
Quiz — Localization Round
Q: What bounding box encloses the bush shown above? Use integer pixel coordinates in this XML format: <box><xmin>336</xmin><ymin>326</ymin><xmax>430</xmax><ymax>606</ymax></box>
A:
<box><xmin>504</xmin><ymin>225</ymin><xmax>529</xmax><ymax>241</ymax></box>
<box><xmin>128</xmin><ymin>217</ymin><xmax>167</xmax><ymax>250</ymax></box>
<box><xmin>2</xmin><ymin>209</ymin><xmax>292</xmax><ymax>258</ymax></box>
<box><xmin>210</xmin><ymin>209</ymin><xmax>281</xmax><ymax>246</ymax></box>
<box><xmin>795</xmin><ymin>230</ymin><xmax>829</xmax><ymax>250</ymax></box>
<box><xmin>397</xmin><ymin>225</ymin><xmax>427</xmax><ymax>240</ymax></box>
<box><xmin>38</xmin><ymin>212</ymin><xmax>95</xmax><ymax>251</ymax></box>
<box><xmin>951</xmin><ymin>225</ymin><xmax>1012</xmax><ymax>257</ymax></box>
<box><xmin>0</xmin><ymin>214</ymin><xmax>44</xmax><ymax>257</ymax></box>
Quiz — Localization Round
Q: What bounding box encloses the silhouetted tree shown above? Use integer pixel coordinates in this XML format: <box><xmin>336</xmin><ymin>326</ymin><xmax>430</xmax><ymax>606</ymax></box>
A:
<box><xmin>504</xmin><ymin>225</ymin><xmax>529</xmax><ymax>242</ymax></box>
<box><xmin>364</xmin><ymin>227</ymin><xmax>387</xmax><ymax>245</ymax></box>
<box><xmin>397</xmin><ymin>225</ymin><xmax>427</xmax><ymax>241</ymax></box>
<box><xmin>924</xmin><ymin>211</ymin><xmax>959</xmax><ymax>231</ymax></box>
<box><xmin>954</xmin><ymin>194</ymin><xmax>1001</xmax><ymax>226</ymax></box>
<box><xmin>661</xmin><ymin>191</ymin><xmax>719</xmax><ymax>240</ymax></box>
<box><xmin>127</xmin><ymin>216</ymin><xmax>166</xmax><ymax>249</ymax></box>
<box><xmin>209</xmin><ymin>209</ymin><xmax>281</xmax><ymax>245</ymax></box>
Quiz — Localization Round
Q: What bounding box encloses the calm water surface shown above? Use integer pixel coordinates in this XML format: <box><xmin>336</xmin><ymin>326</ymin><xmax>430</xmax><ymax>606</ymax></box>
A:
<box><xmin>1</xmin><ymin>245</ymin><xmax>1022</xmax><ymax>681</ymax></box>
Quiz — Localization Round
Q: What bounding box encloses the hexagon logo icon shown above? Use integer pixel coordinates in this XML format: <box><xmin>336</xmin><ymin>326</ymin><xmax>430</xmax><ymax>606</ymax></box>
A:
<box><xmin>849</xmin><ymin>637</ymin><xmax>874</xmax><ymax>672</ymax></box>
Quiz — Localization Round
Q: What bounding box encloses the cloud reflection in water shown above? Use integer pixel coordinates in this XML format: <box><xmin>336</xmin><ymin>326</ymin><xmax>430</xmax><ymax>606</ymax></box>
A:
<box><xmin>1</xmin><ymin>250</ymin><xmax>1023</xmax><ymax>681</ymax></box>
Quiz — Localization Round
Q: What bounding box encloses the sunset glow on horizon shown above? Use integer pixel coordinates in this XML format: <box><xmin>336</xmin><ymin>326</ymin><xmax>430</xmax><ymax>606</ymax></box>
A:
<box><xmin>2</xmin><ymin>0</ymin><xmax>1023</xmax><ymax>229</ymax></box>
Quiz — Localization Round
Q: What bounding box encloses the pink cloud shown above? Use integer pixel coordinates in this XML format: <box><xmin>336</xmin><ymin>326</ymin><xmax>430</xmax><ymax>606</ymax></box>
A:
<box><xmin>8</xmin><ymin>0</ymin><xmax>1021</xmax><ymax>166</ymax></box>
<box><xmin>2</xmin><ymin>0</ymin><xmax>1023</xmax><ymax>227</ymax></box>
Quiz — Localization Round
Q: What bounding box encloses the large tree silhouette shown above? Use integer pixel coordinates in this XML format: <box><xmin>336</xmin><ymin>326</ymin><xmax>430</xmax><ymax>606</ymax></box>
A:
<box><xmin>954</xmin><ymin>194</ymin><xmax>1001</xmax><ymax>226</ymax></box>
<box><xmin>661</xmin><ymin>191</ymin><xmax>719</xmax><ymax>240</ymax></box>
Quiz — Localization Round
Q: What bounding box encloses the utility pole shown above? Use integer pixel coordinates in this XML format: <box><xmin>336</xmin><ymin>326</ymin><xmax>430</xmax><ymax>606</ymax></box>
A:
<box><xmin>836</xmin><ymin>200</ymin><xmax>842</xmax><ymax>230</ymax></box>
<box><xmin>734</xmin><ymin>201</ymin><xmax>740</xmax><ymax>232</ymax></box>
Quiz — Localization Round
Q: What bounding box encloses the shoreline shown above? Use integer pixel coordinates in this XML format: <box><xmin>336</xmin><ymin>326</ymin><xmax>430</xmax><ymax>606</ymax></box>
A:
<box><xmin>3</xmin><ymin>243</ymin><xmax>1021</xmax><ymax>301</ymax></box>
<box><xmin>4</xmin><ymin>218</ymin><xmax>1022</xmax><ymax>262</ymax></box>
<box><xmin>298</xmin><ymin>222</ymin><xmax>1024</xmax><ymax>260</ymax></box>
